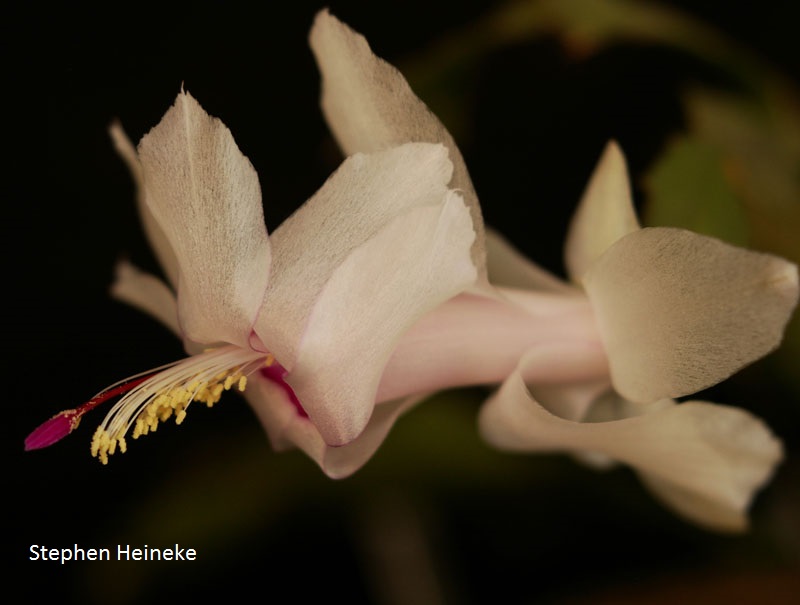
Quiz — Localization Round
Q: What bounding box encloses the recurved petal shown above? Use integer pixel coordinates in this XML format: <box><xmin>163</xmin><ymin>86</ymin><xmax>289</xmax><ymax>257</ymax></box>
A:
<box><xmin>246</xmin><ymin>367</ymin><xmax>427</xmax><ymax>479</ymax></box>
<box><xmin>286</xmin><ymin>193</ymin><xmax>476</xmax><ymax>445</ymax></box>
<box><xmin>565</xmin><ymin>141</ymin><xmax>640</xmax><ymax>282</ymax></box>
<box><xmin>110</xmin><ymin>260</ymin><xmax>180</xmax><ymax>336</ymax></box>
<box><xmin>478</xmin><ymin>354</ymin><xmax>784</xmax><ymax>532</ymax></box>
<box><xmin>109</xmin><ymin>122</ymin><xmax>180</xmax><ymax>289</ymax></box>
<box><xmin>137</xmin><ymin>91</ymin><xmax>271</xmax><ymax>348</ymax></box>
<box><xmin>309</xmin><ymin>9</ymin><xmax>486</xmax><ymax>279</ymax></box>
<box><xmin>583</xmin><ymin>227</ymin><xmax>799</xmax><ymax>402</ymax></box>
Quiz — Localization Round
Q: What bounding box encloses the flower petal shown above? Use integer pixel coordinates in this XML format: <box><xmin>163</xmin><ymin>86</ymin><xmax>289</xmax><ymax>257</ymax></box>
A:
<box><xmin>287</xmin><ymin>193</ymin><xmax>477</xmax><ymax>445</ymax></box>
<box><xmin>478</xmin><ymin>353</ymin><xmax>783</xmax><ymax>532</ymax></box>
<box><xmin>246</xmin><ymin>370</ymin><xmax>426</xmax><ymax>479</ymax></box>
<box><xmin>255</xmin><ymin>143</ymin><xmax>457</xmax><ymax>366</ymax></box>
<box><xmin>309</xmin><ymin>9</ymin><xmax>487</xmax><ymax>280</ymax></box>
<box><xmin>378</xmin><ymin>292</ymin><xmax>606</xmax><ymax>402</ymax></box>
<box><xmin>583</xmin><ymin>227</ymin><xmax>799</xmax><ymax>402</ymax></box>
<box><xmin>137</xmin><ymin>91</ymin><xmax>271</xmax><ymax>348</ymax></box>
<box><xmin>565</xmin><ymin>141</ymin><xmax>640</xmax><ymax>282</ymax></box>
<box><xmin>486</xmin><ymin>228</ymin><xmax>578</xmax><ymax>293</ymax></box>
<box><xmin>109</xmin><ymin>122</ymin><xmax>180</xmax><ymax>289</ymax></box>
<box><xmin>110</xmin><ymin>260</ymin><xmax>179</xmax><ymax>336</ymax></box>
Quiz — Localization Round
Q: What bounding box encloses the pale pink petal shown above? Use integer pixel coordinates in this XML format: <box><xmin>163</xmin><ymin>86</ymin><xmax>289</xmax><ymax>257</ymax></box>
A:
<box><xmin>486</xmin><ymin>228</ymin><xmax>578</xmax><ymax>293</ymax></box>
<box><xmin>287</xmin><ymin>194</ymin><xmax>476</xmax><ymax>445</ymax></box>
<box><xmin>110</xmin><ymin>260</ymin><xmax>179</xmax><ymax>336</ymax></box>
<box><xmin>255</xmin><ymin>143</ymin><xmax>456</xmax><ymax>367</ymax></box>
<box><xmin>309</xmin><ymin>9</ymin><xmax>486</xmax><ymax>280</ymax></box>
<box><xmin>565</xmin><ymin>141</ymin><xmax>640</xmax><ymax>282</ymax></box>
<box><xmin>478</xmin><ymin>354</ymin><xmax>783</xmax><ymax>532</ymax></box>
<box><xmin>137</xmin><ymin>91</ymin><xmax>271</xmax><ymax>348</ymax></box>
<box><xmin>379</xmin><ymin>291</ymin><xmax>606</xmax><ymax>403</ymax></box>
<box><xmin>109</xmin><ymin>122</ymin><xmax>180</xmax><ymax>288</ymax></box>
<box><xmin>245</xmin><ymin>370</ymin><xmax>425</xmax><ymax>479</ymax></box>
<box><xmin>583</xmin><ymin>227</ymin><xmax>799</xmax><ymax>402</ymax></box>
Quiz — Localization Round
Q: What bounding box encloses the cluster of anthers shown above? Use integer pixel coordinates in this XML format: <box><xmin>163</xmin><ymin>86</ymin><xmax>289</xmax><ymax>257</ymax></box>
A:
<box><xmin>26</xmin><ymin>346</ymin><xmax>274</xmax><ymax>464</ymax></box>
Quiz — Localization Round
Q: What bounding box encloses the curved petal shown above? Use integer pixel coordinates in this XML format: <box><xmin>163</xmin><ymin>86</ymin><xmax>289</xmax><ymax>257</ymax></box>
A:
<box><xmin>137</xmin><ymin>91</ymin><xmax>271</xmax><ymax>348</ymax></box>
<box><xmin>255</xmin><ymin>143</ymin><xmax>456</xmax><ymax>365</ymax></box>
<box><xmin>486</xmin><ymin>228</ymin><xmax>577</xmax><ymax>293</ymax></box>
<box><xmin>245</xmin><ymin>370</ymin><xmax>426</xmax><ymax>479</ymax></box>
<box><xmin>309</xmin><ymin>9</ymin><xmax>487</xmax><ymax>281</ymax></box>
<box><xmin>287</xmin><ymin>194</ymin><xmax>477</xmax><ymax>445</ymax></box>
<box><xmin>478</xmin><ymin>354</ymin><xmax>783</xmax><ymax>532</ymax></box>
<box><xmin>110</xmin><ymin>260</ymin><xmax>180</xmax><ymax>336</ymax></box>
<box><xmin>565</xmin><ymin>141</ymin><xmax>640</xmax><ymax>282</ymax></box>
<box><xmin>584</xmin><ymin>227</ymin><xmax>799</xmax><ymax>402</ymax></box>
<box><xmin>109</xmin><ymin>122</ymin><xmax>180</xmax><ymax>289</ymax></box>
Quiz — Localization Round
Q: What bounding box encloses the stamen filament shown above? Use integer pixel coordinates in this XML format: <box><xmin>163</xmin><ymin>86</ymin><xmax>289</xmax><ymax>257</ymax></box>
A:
<box><xmin>91</xmin><ymin>345</ymin><xmax>268</xmax><ymax>464</ymax></box>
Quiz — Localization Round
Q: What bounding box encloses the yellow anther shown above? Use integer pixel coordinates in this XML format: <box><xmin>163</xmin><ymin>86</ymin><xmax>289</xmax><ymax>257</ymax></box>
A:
<box><xmin>91</xmin><ymin>347</ymin><xmax>268</xmax><ymax>463</ymax></box>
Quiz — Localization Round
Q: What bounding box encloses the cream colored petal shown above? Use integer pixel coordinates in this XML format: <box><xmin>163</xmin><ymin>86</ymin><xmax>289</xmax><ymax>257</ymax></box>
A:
<box><xmin>109</xmin><ymin>122</ymin><xmax>180</xmax><ymax>288</ymax></box>
<box><xmin>565</xmin><ymin>141</ymin><xmax>640</xmax><ymax>282</ymax></box>
<box><xmin>287</xmin><ymin>194</ymin><xmax>476</xmax><ymax>446</ymax></box>
<box><xmin>640</xmin><ymin>474</ymin><xmax>751</xmax><ymax>532</ymax></box>
<box><xmin>110</xmin><ymin>260</ymin><xmax>180</xmax><ymax>336</ymax></box>
<box><xmin>309</xmin><ymin>9</ymin><xmax>486</xmax><ymax>280</ymax></box>
<box><xmin>486</xmin><ymin>228</ymin><xmax>577</xmax><ymax>293</ymax></box>
<box><xmin>137</xmin><ymin>91</ymin><xmax>271</xmax><ymax>348</ymax></box>
<box><xmin>478</xmin><ymin>354</ymin><xmax>783</xmax><ymax>532</ymax></box>
<box><xmin>584</xmin><ymin>227</ymin><xmax>799</xmax><ymax>402</ymax></box>
<box><xmin>245</xmin><ymin>370</ymin><xmax>426</xmax><ymax>479</ymax></box>
<box><xmin>255</xmin><ymin>143</ymin><xmax>455</xmax><ymax>366</ymax></box>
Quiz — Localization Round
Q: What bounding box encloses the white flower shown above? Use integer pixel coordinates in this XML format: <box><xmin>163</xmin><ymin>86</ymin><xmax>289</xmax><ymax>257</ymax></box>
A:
<box><xmin>479</xmin><ymin>143</ymin><xmax>797</xmax><ymax>531</ymax></box>
<box><xmin>26</xmin><ymin>91</ymin><xmax>478</xmax><ymax>477</ymax></box>
<box><xmin>309</xmin><ymin>10</ymin><xmax>799</xmax><ymax>529</ymax></box>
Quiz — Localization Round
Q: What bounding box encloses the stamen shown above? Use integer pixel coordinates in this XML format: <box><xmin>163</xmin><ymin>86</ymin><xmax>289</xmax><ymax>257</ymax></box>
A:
<box><xmin>90</xmin><ymin>345</ymin><xmax>268</xmax><ymax>464</ymax></box>
<box><xmin>25</xmin><ymin>345</ymin><xmax>271</xmax><ymax>464</ymax></box>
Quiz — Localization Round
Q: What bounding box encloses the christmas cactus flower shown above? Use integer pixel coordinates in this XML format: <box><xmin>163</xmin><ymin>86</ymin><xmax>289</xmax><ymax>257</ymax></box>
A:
<box><xmin>26</xmin><ymin>91</ymin><xmax>478</xmax><ymax>478</ymax></box>
<box><xmin>309</xmin><ymin>10</ymin><xmax>799</xmax><ymax>529</ymax></box>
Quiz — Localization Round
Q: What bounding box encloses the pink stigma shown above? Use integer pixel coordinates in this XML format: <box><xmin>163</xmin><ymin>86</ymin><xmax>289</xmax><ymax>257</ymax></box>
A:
<box><xmin>25</xmin><ymin>410</ymin><xmax>81</xmax><ymax>451</ymax></box>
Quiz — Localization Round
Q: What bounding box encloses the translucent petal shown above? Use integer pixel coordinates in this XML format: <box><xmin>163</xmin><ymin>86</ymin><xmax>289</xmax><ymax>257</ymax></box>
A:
<box><xmin>486</xmin><ymin>228</ymin><xmax>577</xmax><ymax>293</ymax></box>
<box><xmin>246</xmin><ymin>370</ymin><xmax>426</xmax><ymax>479</ymax></box>
<box><xmin>287</xmin><ymin>194</ymin><xmax>476</xmax><ymax>445</ymax></box>
<box><xmin>109</xmin><ymin>122</ymin><xmax>180</xmax><ymax>288</ymax></box>
<box><xmin>137</xmin><ymin>91</ymin><xmax>271</xmax><ymax>347</ymax></box>
<box><xmin>110</xmin><ymin>260</ymin><xmax>179</xmax><ymax>336</ymax></box>
<box><xmin>309</xmin><ymin>9</ymin><xmax>486</xmax><ymax>280</ymax></box>
<box><xmin>565</xmin><ymin>141</ymin><xmax>640</xmax><ymax>282</ymax></box>
<box><xmin>583</xmin><ymin>227</ymin><xmax>799</xmax><ymax>402</ymax></box>
<box><xmin>479</xmin><ymin>355</ymin><xmax>783</xmax><ymax>532</ymax></box>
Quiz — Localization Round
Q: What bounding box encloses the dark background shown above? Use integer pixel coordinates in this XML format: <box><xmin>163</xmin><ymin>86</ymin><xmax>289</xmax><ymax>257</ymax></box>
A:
<box><xmin>7</xmin><ymin>1</ymin><xmax>800</xmax><ymax>603</ymax></box>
